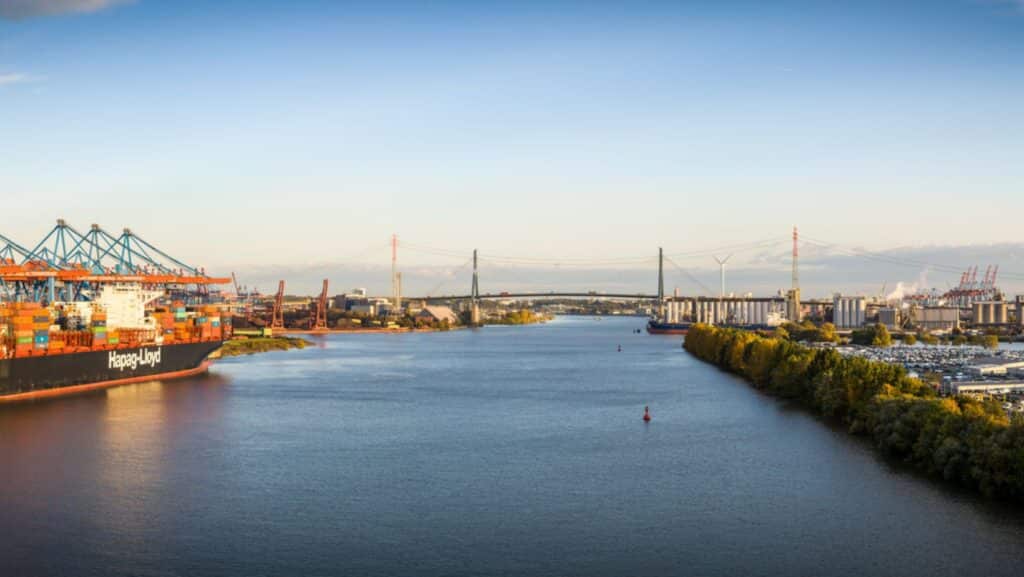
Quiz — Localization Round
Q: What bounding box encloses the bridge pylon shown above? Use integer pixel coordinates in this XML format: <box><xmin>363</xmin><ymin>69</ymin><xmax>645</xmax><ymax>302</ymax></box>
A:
<box><xmin>470</xmin><ymin>249</ymin><xmax>481</xmax><ymax>325</ymax></box>
<box><xmin>658</xmin><ymin>247</ymin><xmax>665</xmax><ymax>318</ymax></box>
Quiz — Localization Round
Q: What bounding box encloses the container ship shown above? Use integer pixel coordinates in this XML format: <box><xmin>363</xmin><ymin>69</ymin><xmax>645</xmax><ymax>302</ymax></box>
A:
<box><xmin>646</xmin><ymin>319</ymin><xmax>693</xmax><ymax>334</ymax></box>
<box><xmin>1</xmin><ymin>283</ymin><xmax>229</xmax><ymax>402</ymax></box>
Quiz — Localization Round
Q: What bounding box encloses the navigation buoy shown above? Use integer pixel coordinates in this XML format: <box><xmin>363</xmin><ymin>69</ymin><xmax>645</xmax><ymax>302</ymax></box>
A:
<box><xmin>643</xmin><ymin>406</ymin><xmax>651</xmax><ymax>422</ymax></box>
<box><xmin>617</xmin><ymin>345</ymin><xmax>622</xmax><ymax>352</ymax></box>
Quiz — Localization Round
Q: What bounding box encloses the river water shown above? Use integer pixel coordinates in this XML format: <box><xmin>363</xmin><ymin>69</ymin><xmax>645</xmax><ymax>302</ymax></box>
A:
<box><xmin>3</xmin><ymin>316</ymin><xmax>1024</xmax><ymax>577</ymax></box>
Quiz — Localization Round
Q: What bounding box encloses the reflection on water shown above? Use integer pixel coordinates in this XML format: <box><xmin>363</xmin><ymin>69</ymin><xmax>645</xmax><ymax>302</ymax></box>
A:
<box><xmin>2</xmin><ymin>318</ymin><xmax>1024</xmax><ymax>577</ymax></box>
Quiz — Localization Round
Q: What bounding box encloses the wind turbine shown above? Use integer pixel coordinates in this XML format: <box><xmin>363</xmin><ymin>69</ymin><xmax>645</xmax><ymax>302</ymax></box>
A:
<box><xmin>713</xmin><ymin>254</ymin><xmax>733</xmax><ymax>299</ymax></box>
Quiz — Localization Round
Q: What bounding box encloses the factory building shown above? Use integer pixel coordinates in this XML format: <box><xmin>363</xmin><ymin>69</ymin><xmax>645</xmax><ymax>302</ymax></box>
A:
<box><xmin>694</xmin><ymin>300</ymin><xmax>720</xmax><ymax>324</ymax></box>
<box><xmin>786</xmin><ymin>289</ymin><xmax>802</xmax><ymax>323</ymax></box>
<box><xmin>942</xmin><ymin>380</ymin><xmax>1024</xmax><ymax>396</ymax></box>
<box><xmin>971</xmin><ymin>301</ymin><xmax>1009</xmax><ymax>326</ymax></box>
<box><xmin>688</xmin><ymin>299</ymin><xmax>785</xmax><ymax>326</ymax></box>
<box><xmin>914</xmin><ymin>306</ymin><xmax>960</xmax><ymax>332</ymax></box>
<box><xmin>965</xmin><ymin>358</ymin><xmax>1024</xmax><ymax>377</ymax></box>
<box><xmin>877</xmin><ymin>307</ymin><xmax>900</xmax><ymax>330</ymax></box>
<box><xmin>832</xmin><ymin>295</ymin><xmax>867</xmax><ymax>329</ymax></box>
<box><xmin>665</xmin><ymin>299</ymin><xmax>692</xmax><ymax>324</ymax></box>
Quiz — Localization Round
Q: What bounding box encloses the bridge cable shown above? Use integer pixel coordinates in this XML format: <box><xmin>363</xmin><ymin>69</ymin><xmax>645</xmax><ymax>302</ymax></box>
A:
<box><xmin>420</xmin><ymin>256</ymin><xmax>474</xmax><ymax>298</ymax></box>
<box><xmin>663</xmin><ymin>236</ymin><xmax>788</xmax><ymax>260</ymax></box>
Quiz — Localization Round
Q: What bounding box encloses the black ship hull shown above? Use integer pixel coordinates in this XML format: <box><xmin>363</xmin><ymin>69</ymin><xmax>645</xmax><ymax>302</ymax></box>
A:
<box><xmin>646</xmin><ymin>320</ymin><xmax>692</xmax><ymax>334</ymax></box>
<box><xmin>1</xmin><ymin>341</ymin><xmax>223</xmax><ymax>401</ymax></box>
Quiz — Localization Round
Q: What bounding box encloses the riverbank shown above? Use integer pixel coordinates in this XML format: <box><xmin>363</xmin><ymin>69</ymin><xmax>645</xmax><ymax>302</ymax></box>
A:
<box><xmin>684</xmin><ymin>323</ymin><xmax>1024</xmax><ymax>500</ymax></box>
<box><xmin>281</xmin><ymin>326</ymin><xmax>461</xmax><ymax>335</ymax></box>
<box><xmin>219</xmin><ymin>336</ymin><xmax>310</xmax><ymax>357</ymax></box>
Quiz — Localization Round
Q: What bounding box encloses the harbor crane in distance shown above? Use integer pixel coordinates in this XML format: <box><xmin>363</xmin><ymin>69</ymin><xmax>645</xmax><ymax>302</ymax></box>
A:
<box><xmin>310</xmin><ymin>279</ymin><xmax>329</xmax><ymax>331</ymax></box>
<box><xmin>271</xmin><ymin>280</ymin><xmax>285</xmax><ymax>329</ymax></box>
<box><xmin>232</xmin><ymin>272</ymin><xmax>257</xmax><ymax>322</ymax></box>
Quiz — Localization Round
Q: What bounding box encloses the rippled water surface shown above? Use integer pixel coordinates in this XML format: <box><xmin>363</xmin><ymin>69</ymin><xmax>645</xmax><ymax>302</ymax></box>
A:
<box><xmin>3</xmin><ymin>316</ymin><xmax>1024</xmax><ymax>577</ymax></box>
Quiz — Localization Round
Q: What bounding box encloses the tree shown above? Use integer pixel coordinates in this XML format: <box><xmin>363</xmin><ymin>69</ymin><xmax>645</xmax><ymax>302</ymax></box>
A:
<box><xmin>904</xmin><ymin>334</ymin><xmax>917</xmax><ymax>346</ymax></box>
<box><xmin>872</xmin><ymin>324</ymin><xmax>892</xmax><ymax>346</ymax></box>
<box><xmin>818</xmin><ymin>322</ymin><xmax>839</xmax><ymax>343</ymax></box>
<box><xmin>852</xmin><ymin>324</ymin><xmax>892</xmax><ymax>347</ymax></box>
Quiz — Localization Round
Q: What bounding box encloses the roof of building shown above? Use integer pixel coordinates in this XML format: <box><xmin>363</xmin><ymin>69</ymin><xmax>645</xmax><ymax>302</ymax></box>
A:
<box><xmin>968</xmin><ymin>356</ymin><xmax>1024</xmax><ymax>368</ymax></box>
<box><xmin>418</xmin><ymin>305</ymin><xmax>458</xmax><ymax>324</ymax></box>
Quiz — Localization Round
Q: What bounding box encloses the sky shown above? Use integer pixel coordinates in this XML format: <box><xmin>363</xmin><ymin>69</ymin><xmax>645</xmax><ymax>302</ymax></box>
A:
<box><xmin>2</xmin><ymin>0</ymin><xmax>1023</xmax><ymax>296</ymax></box>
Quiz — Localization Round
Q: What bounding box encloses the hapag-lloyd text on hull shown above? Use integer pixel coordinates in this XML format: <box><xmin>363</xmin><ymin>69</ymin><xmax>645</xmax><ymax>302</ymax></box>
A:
<box><xmin>108</xmin><ymin>347</ymin><xmax>162</xmax><ymax>371</ymax></box>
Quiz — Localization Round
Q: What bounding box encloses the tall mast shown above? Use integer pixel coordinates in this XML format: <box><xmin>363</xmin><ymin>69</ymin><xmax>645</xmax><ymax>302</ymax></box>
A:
<box><xmin>792</xmin><ymin>226</ymin><xmax>799</xmax><ymax>291</ymax></box>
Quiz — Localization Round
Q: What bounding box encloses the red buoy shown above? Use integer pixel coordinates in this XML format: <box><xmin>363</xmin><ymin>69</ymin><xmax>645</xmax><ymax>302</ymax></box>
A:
<box><xmin>643</xmin><ymin>406</ymin><xmax>651</xmax><ymax>422</ymax></box>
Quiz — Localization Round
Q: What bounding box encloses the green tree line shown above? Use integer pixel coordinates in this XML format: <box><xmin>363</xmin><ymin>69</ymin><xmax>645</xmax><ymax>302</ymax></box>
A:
<box><xmin>488</xmin><ymin>309</ymin><xmax>547</xmax><ymax>325</ymax></box>
<box><xmin>683</xmin><ymin>324</ymin><xmax>1024</xmax><ymax>499</ymax></box>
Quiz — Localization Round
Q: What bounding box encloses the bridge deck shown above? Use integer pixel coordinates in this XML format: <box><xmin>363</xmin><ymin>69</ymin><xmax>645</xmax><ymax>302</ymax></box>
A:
<box><xmin>406</xmin><ymin>293</ymin><xmax>812</xmax><ymax>302</ymax></box>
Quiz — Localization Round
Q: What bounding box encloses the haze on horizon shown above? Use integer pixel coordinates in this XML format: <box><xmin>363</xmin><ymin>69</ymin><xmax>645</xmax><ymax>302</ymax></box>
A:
<box><xmin>2</xmin><ymin>0</ymin><xmax>1023</xmax><ymax>295</ymax></box>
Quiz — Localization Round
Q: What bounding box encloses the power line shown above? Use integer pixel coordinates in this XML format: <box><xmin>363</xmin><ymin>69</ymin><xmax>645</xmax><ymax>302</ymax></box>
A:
<box><xmin>802</xmin><ymin>236</ymin><xmax>1024</xmax><ymax>283</ymax></box>
<box><xmin>403</xmin><ymin>237</ymin><xmax>787</xmax><ymax>267</ymax></box>
<box><xmin>664</xmin><ymin>236</ymin><xmax>788</xmax><ymax>259</ymax></box>
<box><xmin>664</xmin><ymin>256</ymin><xmax>714</xmax><ymax>296</ymax></box>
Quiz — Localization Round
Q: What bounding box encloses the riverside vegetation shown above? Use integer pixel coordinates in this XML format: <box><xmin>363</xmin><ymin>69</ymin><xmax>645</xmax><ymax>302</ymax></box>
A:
<box><xmin>220</xmin><ymin>336</ymin><xmax>309</xmax><ymax>357</ymax></box>
<box><xmin>684</xmin><ymin>324</ymin><xmax>1024</xmax><ymax>500</ymax></box>
<box><xmin>486</xmin><ymin>309</ymin><xmax>549</xmax><ymax>326</ymax></box>
<box><xmin>776</xmin><ymin>320</ymin><xmax>999</xmax><ymax>349</ymax></box>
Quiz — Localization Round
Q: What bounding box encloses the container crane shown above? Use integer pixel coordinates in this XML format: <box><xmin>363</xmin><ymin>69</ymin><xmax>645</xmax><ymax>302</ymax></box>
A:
<box><xmin>2</xmin><ymin>220</ymin><xmax>229</xmax><ymax>303</ymax></box>
<box><xmin>271</xmin><ymin>280</ymin><xmax>285</xmax><ymax>329</ymax></box>
<box><xmin>309</xmin><ymin>279</ymin><xmax>329</xmax><ymax>331</ymax></box>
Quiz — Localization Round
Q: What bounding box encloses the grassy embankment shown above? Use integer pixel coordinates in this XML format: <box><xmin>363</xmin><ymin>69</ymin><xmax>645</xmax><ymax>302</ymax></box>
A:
<box><xmin>684</xmin><ymin>323</ymin><xmax>1024</xmax><ymax>500</ymax></box>
<box><xmin>220</xmin><ymin>336</ymin><xmax>310</xmax><ymax>357</ymax></box>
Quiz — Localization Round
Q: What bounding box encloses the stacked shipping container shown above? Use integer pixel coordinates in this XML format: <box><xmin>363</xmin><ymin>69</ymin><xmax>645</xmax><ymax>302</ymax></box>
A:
<box><xmin>1</xmin><ymin>300</ymin><xmax>229</xmax><ymax>359</ymax></box>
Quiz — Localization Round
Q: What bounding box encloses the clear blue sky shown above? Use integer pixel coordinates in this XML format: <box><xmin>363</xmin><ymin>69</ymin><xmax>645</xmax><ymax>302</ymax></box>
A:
<box><xmin>2</xmin><ymin>0</ymin><xmax>1023</xmax><ymax>288</ymax></box>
